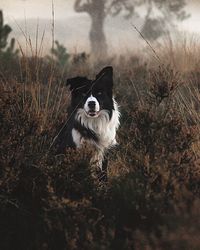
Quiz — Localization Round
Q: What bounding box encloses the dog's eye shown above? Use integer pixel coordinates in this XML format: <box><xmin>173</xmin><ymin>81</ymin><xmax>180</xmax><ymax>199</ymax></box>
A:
<box><xmin>97</xmin><ymin>92</ymin><xmax>102</xmax><ymax>96</ymax></box>
<box><xmin>81</xmin><ymin>93</ymin><xmax>86</xmax><ymax>97</ymax></box>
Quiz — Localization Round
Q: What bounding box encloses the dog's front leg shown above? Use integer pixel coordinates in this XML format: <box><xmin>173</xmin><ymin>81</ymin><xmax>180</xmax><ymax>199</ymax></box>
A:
<box><xmin>90</xmin><ymin>150</ymin><xmax>104</xmax><ymax>171</ymax></box>
<box><xmin>90</xmin><ymin>150</ymin><xmax>108</xmax><ymax>182</ymax></box>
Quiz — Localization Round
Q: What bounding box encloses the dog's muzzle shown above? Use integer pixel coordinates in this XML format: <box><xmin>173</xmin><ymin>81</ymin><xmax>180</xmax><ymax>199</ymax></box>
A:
<box><xmin>84</xmin><ymin>96</ymin><xmax>100</xmax><ymax>117</ymax></box>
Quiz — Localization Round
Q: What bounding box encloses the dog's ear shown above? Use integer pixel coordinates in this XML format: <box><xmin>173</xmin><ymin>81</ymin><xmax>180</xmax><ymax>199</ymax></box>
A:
<box><xmin>66</xmin><ymin>77</ymin><xmax>89</xmax><ymax>91</ymax></box>
<box><xmin>95</xmin><ymin>66</ymin><xmax>113</xmax><ymax>87</ymax></box>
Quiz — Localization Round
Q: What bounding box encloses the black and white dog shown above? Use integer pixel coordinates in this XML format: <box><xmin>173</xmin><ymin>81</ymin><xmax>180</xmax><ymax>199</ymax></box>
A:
<box><xmin>56</xmin><ymin>66</ymin><xmax>120</xmax><ymax>172</ymax></box>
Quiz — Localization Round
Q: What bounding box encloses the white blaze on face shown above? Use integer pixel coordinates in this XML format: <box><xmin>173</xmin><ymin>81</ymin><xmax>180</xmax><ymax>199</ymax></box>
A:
<box><xmin>84</xmin><ymin>95</ymin><xmax>100</xmax><ymax>115</ymax></box>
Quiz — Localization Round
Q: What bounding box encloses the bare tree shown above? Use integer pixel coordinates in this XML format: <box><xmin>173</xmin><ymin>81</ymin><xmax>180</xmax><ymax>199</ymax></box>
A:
<box><xmin>74</xmin><ymin>0</ymin><xmax>189</xmax><ymax>57</ymax></box>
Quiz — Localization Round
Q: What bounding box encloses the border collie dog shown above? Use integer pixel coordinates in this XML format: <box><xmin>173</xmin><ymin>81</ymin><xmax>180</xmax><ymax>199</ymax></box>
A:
<box><xmin>57</xmin><ymin>66</ymin><xmax>120</xmax><ymax>172</ymax></box>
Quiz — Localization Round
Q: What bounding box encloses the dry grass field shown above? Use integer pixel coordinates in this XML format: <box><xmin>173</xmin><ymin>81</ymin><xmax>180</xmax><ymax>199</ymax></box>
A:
<box><xmin>0</xmin><ymin>35</ymin><xmax>200</xmax><ymax>249</ymax></box>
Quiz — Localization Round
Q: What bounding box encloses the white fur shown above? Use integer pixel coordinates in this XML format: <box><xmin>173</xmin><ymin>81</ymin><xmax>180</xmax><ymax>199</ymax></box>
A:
<box><xmin>84</xmin><ymin>95</ymin><xmax>100</xmax><ymax>113</ymax></box>
<box><xmin>72</xmin><ymin>128</ymin><xmax>82</xmax><ymax>148</ymax></box>
<box><xmin>72</xmin><ymin>99</ymin><xmax>120</xmax><ymax>170</ymax></box>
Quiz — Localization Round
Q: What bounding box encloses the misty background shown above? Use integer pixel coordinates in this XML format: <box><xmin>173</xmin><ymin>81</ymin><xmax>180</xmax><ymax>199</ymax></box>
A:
<box><xmin>1</xmin><ymin>0</ymin><xmax>200</xmax><ymax>56</ymax></box>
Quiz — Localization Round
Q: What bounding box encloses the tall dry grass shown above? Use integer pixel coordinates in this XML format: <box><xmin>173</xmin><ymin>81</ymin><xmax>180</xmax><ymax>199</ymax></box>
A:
<box><xmin>0</xmin><ymin>32</ymin><xmax>200</xmax><ymax>249</ymax></box>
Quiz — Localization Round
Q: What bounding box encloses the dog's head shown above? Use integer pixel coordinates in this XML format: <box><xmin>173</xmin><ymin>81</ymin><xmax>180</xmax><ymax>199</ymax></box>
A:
<box><xmin>66</xmin><ymin>66</ymin><xmax>114</xmax><ymax>118</ymax></box>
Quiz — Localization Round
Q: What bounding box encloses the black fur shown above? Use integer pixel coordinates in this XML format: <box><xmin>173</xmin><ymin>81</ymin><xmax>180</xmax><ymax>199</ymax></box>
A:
<box><xmin>55</xmin><ymin>66</ymin><xmax>114</xmax><ymax>154</ymax></box>
<box><xmin>73</xmin><ymin>121</ymin><xmax>99</xmax><ymax>142</ymax></box>
<box><xmin>66</xmin><ymin>66</ymin><xmax>114</xmax><ymax>116</ymax></box>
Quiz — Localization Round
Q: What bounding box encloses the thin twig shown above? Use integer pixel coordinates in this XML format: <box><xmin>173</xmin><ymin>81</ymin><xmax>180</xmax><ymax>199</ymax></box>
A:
<box><xmin>132</xmin><ymin>24</ymin><xmax>161</xmax><ymax>63</ymax></box>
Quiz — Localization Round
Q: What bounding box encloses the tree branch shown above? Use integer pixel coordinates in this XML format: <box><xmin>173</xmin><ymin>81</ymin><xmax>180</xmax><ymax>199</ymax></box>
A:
<box><xmin>144</xmin><ymin>0</ymin><xmax>153</xmax><ymax>21</ymax></box>
<box><xmin>106</xmin><ymin>0</ymin><xmax>136</xmax><ymax>18</ymax></box>
<box><xmin>74</xmin><ymin>0</ymin><xmax>91</xmax><ymax>13</ymax></box>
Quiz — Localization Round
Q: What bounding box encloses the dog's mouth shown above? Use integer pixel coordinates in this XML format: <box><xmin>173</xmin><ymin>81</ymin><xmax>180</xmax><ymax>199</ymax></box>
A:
<box><xmin>86</xmin><ymin>110</ymin><xmax>100</xmax><ymax>117</ymax></box>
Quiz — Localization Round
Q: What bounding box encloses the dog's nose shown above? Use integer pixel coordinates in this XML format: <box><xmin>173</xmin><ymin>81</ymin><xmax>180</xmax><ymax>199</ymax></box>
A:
<box><xmin>88</xmin><ymin>101</ymin><xmax>96</xmax><ymax>109</ymax></box>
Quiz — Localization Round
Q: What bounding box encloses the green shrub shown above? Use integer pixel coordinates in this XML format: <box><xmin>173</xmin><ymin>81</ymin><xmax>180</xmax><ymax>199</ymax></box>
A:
<box><xmin>0</xmin><ymin>10</ymin><xmax>19</xmax><ymax>74</ymax></box>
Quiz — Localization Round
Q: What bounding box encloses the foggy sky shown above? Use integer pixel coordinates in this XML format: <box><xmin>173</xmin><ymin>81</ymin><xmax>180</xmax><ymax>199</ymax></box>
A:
<box><xmin>2</xmin><ymin>0</ymin><xmax>74</xmax><ymax>19</ymax></box>
<box><xmin>1</xmin><ymin>0</ymin><xmax>200</xmax><ymax>54</ymax></box>
<box><xmin>2</xmin><ymin>0</ymin><xmax>199</xmax><ymax>20</ymax></box>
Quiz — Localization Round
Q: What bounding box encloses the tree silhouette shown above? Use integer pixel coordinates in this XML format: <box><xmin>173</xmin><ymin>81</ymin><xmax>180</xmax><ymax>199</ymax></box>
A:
<box><xmin>74</xmin><ymin>0</ymin><xmax>189</xmax><ymax>57</ymax></box>
<box><xmin>0</xmin><ymin>10</ymin><xmax>19</xmax><ymax>61</ymax></box>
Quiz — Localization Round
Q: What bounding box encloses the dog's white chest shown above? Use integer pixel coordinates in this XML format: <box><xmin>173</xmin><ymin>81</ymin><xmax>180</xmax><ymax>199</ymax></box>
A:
<box><xmin>73</xmin><ymin>106</ymin><xmax>120</xmax><ymax>151</ymax></box>
<box><xmin>71</xmin><ymin>122</ymin><xmax>116</xmax><ymax>149</ymax></box>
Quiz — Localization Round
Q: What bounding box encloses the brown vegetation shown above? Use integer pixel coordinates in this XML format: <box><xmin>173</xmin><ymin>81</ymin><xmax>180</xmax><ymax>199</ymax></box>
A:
<box><xmin>0</xmin><ymin>47</ymin><xmax>200</xmax><ymax>249</ymax></box>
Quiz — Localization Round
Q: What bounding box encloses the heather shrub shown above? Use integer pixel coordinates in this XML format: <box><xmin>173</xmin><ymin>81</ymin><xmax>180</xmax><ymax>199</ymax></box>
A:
<box><xmin>104</xmin><ymin>64</ymin><xmax>200</xmax><ymax>249</ymax></box>
<box><xmin>0</xmin><ymin>56</ymin><xmax>199</xmax><ymax>250</ymax></box>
